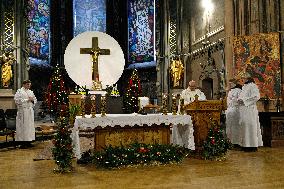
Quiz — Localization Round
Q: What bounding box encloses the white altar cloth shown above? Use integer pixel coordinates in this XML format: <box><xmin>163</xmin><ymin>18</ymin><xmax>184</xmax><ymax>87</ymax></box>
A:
<box><xmin>71</xmin><ymin>114</ymin><xmax>195</xmax><ymax>159</ymax></box>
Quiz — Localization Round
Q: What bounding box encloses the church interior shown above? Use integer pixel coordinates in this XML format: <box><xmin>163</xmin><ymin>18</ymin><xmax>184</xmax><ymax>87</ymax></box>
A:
<box><xmin>0</xmin><ymin>0</ymin><xmax>284</xmax><ymax>188</ymax></box>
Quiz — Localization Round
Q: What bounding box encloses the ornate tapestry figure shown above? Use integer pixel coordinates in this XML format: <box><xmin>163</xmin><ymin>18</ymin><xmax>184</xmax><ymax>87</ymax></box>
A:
<box><xmin>170</xmin><ymin>59</ymin><xmax>184</xmax><ymax>88</ymax></box>
<box><xmin>0</xmin><ymin>52</ymin><xmax>15</xmax><ymax>88</ymax></box>
<box><xmin>233</xmin><ymin>32</ymin><xmax>280</xmax><ymax>98</ymax></box>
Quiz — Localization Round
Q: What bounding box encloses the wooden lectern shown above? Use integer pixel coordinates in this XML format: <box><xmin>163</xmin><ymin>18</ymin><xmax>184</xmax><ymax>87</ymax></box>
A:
<box><xmin>185</xmin><ymin>97</ymin><xmax>226</xmax><ymax>149</ymax></box>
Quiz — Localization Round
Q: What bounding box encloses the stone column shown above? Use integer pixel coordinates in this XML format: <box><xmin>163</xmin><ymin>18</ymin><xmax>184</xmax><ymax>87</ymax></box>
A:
<box><xmin>224</xmin><ymin>0</ymin><xmax>234</xmax><ymax>91</ymax></box>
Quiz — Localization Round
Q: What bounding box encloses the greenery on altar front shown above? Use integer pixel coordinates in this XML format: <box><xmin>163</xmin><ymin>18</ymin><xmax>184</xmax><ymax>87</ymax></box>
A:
<box><xmin>78</xmin><ymin>143</ymin><xmax>192</xmax><ymax>169</ymax></box>
<box><xmin>202</xmin><ymin>125</ymin><xmax>233</xmax><ymax>160</ymax></box>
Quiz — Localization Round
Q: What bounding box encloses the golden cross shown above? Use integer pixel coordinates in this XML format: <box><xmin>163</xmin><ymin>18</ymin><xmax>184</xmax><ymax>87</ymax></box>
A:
<box><xmin>80</xmin><ymin>37</ymin><xmax>110</xmax><ymax>81</ymax></box>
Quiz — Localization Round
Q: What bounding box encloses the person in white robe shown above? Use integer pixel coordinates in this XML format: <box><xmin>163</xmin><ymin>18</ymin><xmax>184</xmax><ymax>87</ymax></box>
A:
<box><xmin>238</xmin><ymin>77</ymin><xmax>263</xmax><ymax>151</ymax></box>
<box><xmin>178</xmin><ymin>80</ymin><xmax>206</xmax><ymax>113</ymax></box>
<box><xmin>225</xmin><ymin>80</ymin><xmax>242</xmax><ymax>146</ymax></box>
<box><xmin>14</xmin><ymin>80</ymin><xmax>37</xmax><ymax>148</ymax></box>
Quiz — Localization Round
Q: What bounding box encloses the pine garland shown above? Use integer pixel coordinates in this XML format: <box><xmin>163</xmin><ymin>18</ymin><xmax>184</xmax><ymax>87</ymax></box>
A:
<box><xmin>78</xmin><ymin>143</ymin><xmax>191</xmax><ymax>169</ymax></box>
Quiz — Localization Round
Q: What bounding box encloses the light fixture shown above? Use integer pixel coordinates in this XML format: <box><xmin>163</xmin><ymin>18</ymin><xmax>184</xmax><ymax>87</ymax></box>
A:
<box><xmin>201</xmin><ymin>0</ymin><xmax>214</xmax><ymax>13</ymax></box>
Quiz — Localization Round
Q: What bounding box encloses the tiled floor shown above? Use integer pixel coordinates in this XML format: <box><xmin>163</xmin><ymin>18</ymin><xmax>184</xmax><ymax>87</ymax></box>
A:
<box><xmin>0</xmin><ymin>142</ymin><xmax>283</xmax><ymax>189</ymax></box>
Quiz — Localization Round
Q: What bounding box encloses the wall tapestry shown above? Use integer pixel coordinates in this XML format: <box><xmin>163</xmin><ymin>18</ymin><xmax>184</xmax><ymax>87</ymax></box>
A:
<box><xmin>27</xmin><ymin>0</ymin><xmax>50</xmax><ymax>65</ymax></box>
<box><xmin>128</xmin><ymin>0</ymin><xmax>155</xmax><ymax>65</ymax></box>
<box><xmin>73</xmin><ymin>0</ymin><xmax>106</xmax><ymax>37</ymax></box>
<box><xmin>233</xmin><ymin>32</ymin><xmax>281</xmax><ymax>98</ymax></box>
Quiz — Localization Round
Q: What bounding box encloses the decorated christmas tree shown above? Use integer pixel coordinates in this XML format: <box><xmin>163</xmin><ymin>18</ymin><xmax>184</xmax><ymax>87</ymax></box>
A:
<box><xmin>123</xmin><ymin>69</ymin><xmax>142</xmax><ymax>113</ymax></box>
<box><xmin>45</xmin><ymin>65</ymin><xmax>68</xmax><ymax>117</ymax></box>
<box><xmin>202</xmin><ymin>122</ymin><xmax>232</xmax><ymax>160</ymax></box>
<box><xmin>52</xmin><ymin>117</ymin><xmax>73</xmax><ymax>172</ymax></box>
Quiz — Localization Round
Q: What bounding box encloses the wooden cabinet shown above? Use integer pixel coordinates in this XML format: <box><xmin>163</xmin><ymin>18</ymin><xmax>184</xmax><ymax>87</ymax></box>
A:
<box><xmin>259</xmin><ymin>112</ymin><xmax>284</xmax><ymax>147</ymax></box>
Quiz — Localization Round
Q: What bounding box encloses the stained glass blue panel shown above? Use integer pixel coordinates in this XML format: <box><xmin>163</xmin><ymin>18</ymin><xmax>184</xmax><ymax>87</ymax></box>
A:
<box><xmin>73</xmin><ymin>0</ymin><xmax>106</xmax><ymax>36</ymax></box>
<box><xmin>128</xmin><ymin>0</ymin><xmax>155</xmax><ymax>66</ymax></box>
<box><xmin>27</xmin><ymin>0</ymin><xmax>50</xmax><ymax>65</ymax></box>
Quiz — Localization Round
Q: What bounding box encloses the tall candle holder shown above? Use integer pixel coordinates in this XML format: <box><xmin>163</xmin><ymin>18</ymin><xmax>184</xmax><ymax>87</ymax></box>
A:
<box><xmin>91</xmin><ymin>95</ymin><xmax>96</xmax><ymax>118</ymax></box>
<box><xmin>101</xmin><ymin>95</ymin><xmax>106</xmax><ymax>117</ymax></box>
<box><xmin>172</xmin><ymin>94</ymin><xmax>177</xmax><ymax>115</ymax></box>
<box><xmin>162</xmin><ymin>93</ymin><xmax>168</xmax><ymax>115</ymax></box>
<box><xmin>81</xmin><ymin>95</ymin><xmax>86</xmax><ymax>118</ymax></box>
<box><xmin>179</xmin><ymin>98</ymin><xmax>184</xmax><ymax>115</ymax></box>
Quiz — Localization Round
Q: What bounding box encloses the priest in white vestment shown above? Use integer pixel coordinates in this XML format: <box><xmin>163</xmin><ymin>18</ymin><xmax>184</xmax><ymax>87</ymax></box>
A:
<box><xmin>178</xmin><ymin>80</ymin><xmax>206</xmax><ymax>113</ymax></box>
<box><xmin>180</xmin><ymin>80</ymin><xmax>206</xmax><ymax>103</ymax></box>
<box><xmin>14</xmin><ymin>80</ymin><xmax>37</xmax><ymax>148</ymax></box>
<box><xmin>225</xmin><ymin>80</ymin><xmax>242</xmax><ymax>145</ymax></box>
<box><xmin>238</xmin><ymin>77</ymin><xmax>263</xmax><ymax>151</ymax></box>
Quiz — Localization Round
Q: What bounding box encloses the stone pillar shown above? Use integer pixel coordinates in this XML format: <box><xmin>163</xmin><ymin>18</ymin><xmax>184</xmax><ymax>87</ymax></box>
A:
<box><xmin>224</xmin><ymin>0</ymin><xmax>234</xmax><ymax>91</ymax></box>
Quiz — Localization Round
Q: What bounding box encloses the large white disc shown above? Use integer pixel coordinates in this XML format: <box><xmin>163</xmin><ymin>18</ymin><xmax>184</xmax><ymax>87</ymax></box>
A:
<box><xmin>64</xmin><ymin>31</ymin><xmax>125</xmax><ymax>89</ymax></box>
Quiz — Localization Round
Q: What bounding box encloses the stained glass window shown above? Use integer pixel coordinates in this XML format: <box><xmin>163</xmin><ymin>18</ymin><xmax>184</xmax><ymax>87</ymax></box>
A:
<box><xmin>27</xmin><ymin>0</ymin><xmax>50</xmax><ymax>65</ymax></box>
<box><xmin>128</xmin><ymin>0</ymin><xmax>155</xmax><ymax>66</ymax></box>
<box><xmin>73</xmin><ymin>0</ymin><xmax>106</xmax><ymax>36</ymax></box>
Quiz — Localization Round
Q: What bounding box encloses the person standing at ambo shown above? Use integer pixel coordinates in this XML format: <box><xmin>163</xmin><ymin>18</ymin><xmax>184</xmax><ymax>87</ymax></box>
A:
<box><xmin>14</xmin><ymin>80</ymin><xmax>37</xmax><ymax>148</ymax></box>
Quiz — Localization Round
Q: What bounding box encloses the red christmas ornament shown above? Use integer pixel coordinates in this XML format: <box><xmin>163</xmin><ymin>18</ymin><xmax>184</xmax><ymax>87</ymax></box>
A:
<box><xmin>211</xmin><ymin>138</ymin><xmax>215</xmax><ymax>145</ymax></box>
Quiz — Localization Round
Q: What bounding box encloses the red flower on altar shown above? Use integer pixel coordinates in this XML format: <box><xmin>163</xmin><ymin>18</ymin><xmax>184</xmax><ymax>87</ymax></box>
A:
<box><xmin>139</xmin><ymin>147</ymin><xmax>148</xmax><ymax>153</ymax></box>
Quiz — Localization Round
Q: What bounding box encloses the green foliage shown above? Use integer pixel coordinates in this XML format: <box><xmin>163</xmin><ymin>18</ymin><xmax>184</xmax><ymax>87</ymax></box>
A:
<box><xmin>78</xmin><ymin>143</ymin><xmax>191</xmax><ymax>169</ymax></box>
<box><xmin>202</xmin><ymin>123</ymin><xmax>233</xmax><ymax>160</ymax></box>
<box><xmin>52</xmin><ymin>117</ymin><xmax>73</xmax><ymax>172</ymax></box>
<box><xmin>69</xmin><ymin>104</ymin><xmax>81</xmax><ymax>118</ymax></box>
<box><xmin>123</xmin><ymin>69</ymin><xmax>142</xmax><ymax>113</ymax></box>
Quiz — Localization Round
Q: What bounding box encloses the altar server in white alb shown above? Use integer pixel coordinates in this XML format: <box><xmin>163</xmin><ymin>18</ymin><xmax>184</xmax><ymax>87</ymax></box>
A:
<box><xmin>14</xmin><ymin>80</ymin><xmax>37</xmax><ymax>148</ymax></box>
<box><xmin>238</xmin><ymin>77</ymin><xmax>263</xmax><ymax>152</ymax></box>
<box><xmin>180</xmin><ymin>80</ymin><xmax>206</xmax><ymax>105</ymax></box>
<box><xmin>225</xmin><ymin>79</ymin><xmax>242</xmax><ymax>146</ymax></box>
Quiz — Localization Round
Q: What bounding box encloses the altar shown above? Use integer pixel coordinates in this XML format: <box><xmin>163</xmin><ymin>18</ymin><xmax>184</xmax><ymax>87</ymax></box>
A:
<box><xmin>71</xmin><ymin>114</ymin><xmax>194</xmax><ymax>159</ymax></box>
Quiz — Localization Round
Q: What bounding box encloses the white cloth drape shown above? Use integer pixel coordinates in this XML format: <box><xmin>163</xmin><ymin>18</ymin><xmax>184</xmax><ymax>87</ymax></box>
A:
<box><xmin>225</xmin><ymin>88</ymin><xmax>242</xmax><ymax>145</ymax></box>
<box><xmin>14</xmin><ymin>87</ymin><xmax>37</xmax><ymax>141</ymax></box>
<box><xmin>238</xmin><ymin>83</ymin><xmax>263</xmax><ymax>147</ymax></box>
<box><xmin>71</xmin><ymin>114</ymin><xmax>195</xmax><ymax>159</ymax></box>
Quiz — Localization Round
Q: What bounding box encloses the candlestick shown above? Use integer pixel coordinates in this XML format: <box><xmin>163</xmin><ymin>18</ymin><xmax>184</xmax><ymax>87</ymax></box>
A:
<box><xmin>81</xmin><ymin>95</ymin><xmax>86</xmax><ymax>118</ymax></box>
<box><xmin>91</xmin><ymin>95</ymin><xmax>96</xmax><ymax>118</ymax></box>
<box><xmin>162</xmin><ymin>93</ymin><xmax>168</xmax><ymax>115</ymax></box>
<box><xmin>101</xmin><ymin>95</ymin><xmax>106</xmax><ymax>117</ymax></box>
<box><xmin>179</xmin><ymin>98</ymin><xmax>184</xmax><ymax>115</ymax></box>
<box><xmin>172</xmin><ymin>94</ymin><xmax>177</xmax><ymax>115</ymax></box>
